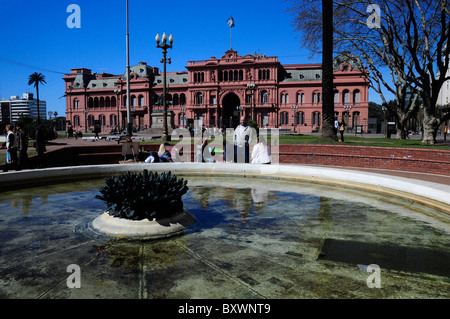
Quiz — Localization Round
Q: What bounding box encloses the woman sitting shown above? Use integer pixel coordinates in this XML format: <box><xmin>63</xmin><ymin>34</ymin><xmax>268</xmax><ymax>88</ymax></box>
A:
<box><xmin>251</xmin><ymin>135</ymin><xmax>271</xmax><ymax>164</ymax></box>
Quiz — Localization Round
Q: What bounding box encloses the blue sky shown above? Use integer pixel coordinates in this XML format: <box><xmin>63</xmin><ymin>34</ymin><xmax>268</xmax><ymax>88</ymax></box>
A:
<box><xmin>0</xmin><ymin>0</ymin><xmax>384</xmax><ymax>118</ymax></box>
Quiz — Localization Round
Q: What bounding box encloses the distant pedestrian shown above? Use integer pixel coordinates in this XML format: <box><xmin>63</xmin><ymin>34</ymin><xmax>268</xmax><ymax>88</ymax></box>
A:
<box><xmin>3</xmin><ymin>124</ymin><xmax>18</xmax><ymax>172</ymax></box>
<box><xmin>16</xmin><ymin>123</ymin><xmax>30</xmax><ymax>170</ymax></box>
<box><xmin>35</xmin><ymin>125</ymin><xmax>46</xmax><ymax>168</ymax></box>
<box><xmin>338</xmin><ymin>117</ymin><xmax>346</xmax><ymax>142</ymax></box>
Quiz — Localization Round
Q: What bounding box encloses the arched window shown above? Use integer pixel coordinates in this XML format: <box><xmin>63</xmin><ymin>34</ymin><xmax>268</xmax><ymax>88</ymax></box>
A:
<box><xmin>334</xmin><ymin>90</ymin><xmax>339</xmax><ymax>104</ymax></box>
<box><xmin>239</xmin><ymin>70</ymin><xmax>243</xmax><ymax>81</ymax></box>
<box><xmin>224</xmin><ymin>71</ymin><xmax>228</xmax><ymax>81</ymax></box>
<box><xmin>353</xmin><ymin>89</ymin><xmax>360</xmax><ymax>104</ymax></box>
<box><xmin>105</xmin><ymin>97</ymin><xmax>110</xmax><ymax>108</ymax></box>
<box><xmin>173</xmin><ymin>94</ymin><xmax>179</xmax><ymax>106</ymax></box>
<box><xmin>131</xmin><ymin>95</ymin><xmax>137</xmax><ymax>107</ymax></box>
<box><xmin>261</xmin><ymin>90</ymin><xmax>268</xmax><ymax>104</ymax></box>
<box><xmin>180</xmin><ymin>93</ymin><xmax>186</xmax><ymax>105</ymax></box>
<box><xmin>88</xmin><ymin>97</ymin><xmax>93</xmax><ymax>108</ymax></box>
<box><xmin>111</xmin><ymin>96</ymin><xmax>116</xmax><ymax>107</ymax></box>
<box><xmin>229</xmin><ymin>70</ymin><xmax>233</xmax><ymax>81</ymax></box>
<box><xmin>317</xmin><ymin>93</ymin><xmax>321</xmax><ymax>103</ymax></box>
<box><xmin>343</xmin><ymin>89</ymin><xmax>350</xmax><ymax>104</ymax></box>
<box><xmin>138</xmin><ymin>95</ymin><xmax>145</xmax><ymax>106</ymax></box>
<box><xmin>313</xmin><ymin>93</ymin><xmax>317</xmax><ymax>103</ymax></box>
<box><xmin>100</xmin><ymin>97</ymin><xmax>105</xmax><ymax>108</ymax></box>
<box><xmin>94</xmin><ymin>97</ymin><xmax>99</xmax><ymax>108</ymax></box>
<box><xmin>73</xmin><ymin>99</ymin><xmax>79</xmax><ymax>109</ymax></box>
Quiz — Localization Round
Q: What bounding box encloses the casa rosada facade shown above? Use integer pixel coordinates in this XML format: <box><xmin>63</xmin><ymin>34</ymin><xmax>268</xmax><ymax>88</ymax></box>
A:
<box><xmin>63</xmin><ymin>50</ymin><xmax>369</xmax><ymax>133</ymax></box>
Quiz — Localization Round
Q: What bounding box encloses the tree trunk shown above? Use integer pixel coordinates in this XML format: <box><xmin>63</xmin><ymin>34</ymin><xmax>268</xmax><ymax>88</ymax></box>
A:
<box><xmin>36</xmin><ymin>84</ymin><xmax>40</xmax><ymax>124</ymax></box>
<box><xmin>321</xmin><ymin>0</ymin><xmax>336</xmax><ymax>141</ymax></box>
<box><xmin>422</xmin><ymin>108</ymin><xmax>439</xmax><ymax>145</ymax></box>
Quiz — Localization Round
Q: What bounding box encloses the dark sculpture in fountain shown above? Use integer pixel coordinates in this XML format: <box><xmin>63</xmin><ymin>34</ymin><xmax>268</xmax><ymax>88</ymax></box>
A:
<box><xmin>95</xmin><ymin>170</ymin><xmax>189</xmax><ymax>221</ymax></box>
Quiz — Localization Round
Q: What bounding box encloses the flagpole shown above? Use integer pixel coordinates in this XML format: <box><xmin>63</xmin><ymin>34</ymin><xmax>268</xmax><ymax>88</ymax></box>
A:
<box><xmin>230</xmin><ymin>26</ymin><xmax>232</xmax><ymax>49</ymax></box>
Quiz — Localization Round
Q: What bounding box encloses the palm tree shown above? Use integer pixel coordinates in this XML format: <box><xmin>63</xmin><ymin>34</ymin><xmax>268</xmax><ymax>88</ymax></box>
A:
<box><xmin>28</xmin><ymin>72</ymin><xmax>47</xmax><ymax>123</ymax></box>
<box><xmin>321</xmin><ymin>0</ymin><xmax>336</xmax><ymax>141</ymax></box>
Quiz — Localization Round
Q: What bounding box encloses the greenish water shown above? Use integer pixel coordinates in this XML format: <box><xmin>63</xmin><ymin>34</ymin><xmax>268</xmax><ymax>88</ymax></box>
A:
<box><xmin>0</xmin><ymin>176</ymin><xmax>449</xmax><ymax>299</ymax></box>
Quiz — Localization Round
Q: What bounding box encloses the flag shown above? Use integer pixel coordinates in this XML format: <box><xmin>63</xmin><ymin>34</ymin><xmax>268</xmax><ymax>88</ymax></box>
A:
<box><xmin>227</xmin><ymin>16</ymin><xmax>235</xmax><ymax>28</ymax></box>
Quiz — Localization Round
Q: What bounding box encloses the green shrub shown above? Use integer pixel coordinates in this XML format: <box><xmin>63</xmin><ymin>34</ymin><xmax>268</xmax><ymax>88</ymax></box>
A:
<box><xmin>95</xmin><ymin>170</ymin><xmax>189</xmax><ymax>220</ymax></box>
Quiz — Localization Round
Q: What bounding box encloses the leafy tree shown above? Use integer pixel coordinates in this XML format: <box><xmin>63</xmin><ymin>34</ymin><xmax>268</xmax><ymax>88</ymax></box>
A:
<box><xmin>289</xmin><ymin>0</ymin><xmax>450</xmax><ymax>143</ymax></box>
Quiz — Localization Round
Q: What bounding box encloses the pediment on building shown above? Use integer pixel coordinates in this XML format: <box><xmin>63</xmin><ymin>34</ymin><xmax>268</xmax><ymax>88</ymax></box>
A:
<box><xmin>222</xmin><ymin>49</ymin><xmax>241</xmax><ymax>60</ymax></box>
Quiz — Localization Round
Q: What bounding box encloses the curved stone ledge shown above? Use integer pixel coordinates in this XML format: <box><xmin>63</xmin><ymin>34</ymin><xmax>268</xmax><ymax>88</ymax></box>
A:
<box><xmin>1</xmin><ymin>163</ymin><xmax>449</xmax><ymax>214</ymax></box>
<box><xmin>90</xmin><ymin>210</ymin><xmax>196</xmax><ymax>240</ymax></box>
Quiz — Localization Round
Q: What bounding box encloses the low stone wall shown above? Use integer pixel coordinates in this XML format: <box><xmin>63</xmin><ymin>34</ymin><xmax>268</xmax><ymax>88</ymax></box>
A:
<box><xmin>278</xmin><ymin>144</ymin><xmax>450</xmax><ymax>176</ymax></box>
<box><xmin>1</xmin><ymin>143</ymin><xmax>449</xmax><ymax>176</ymax></box>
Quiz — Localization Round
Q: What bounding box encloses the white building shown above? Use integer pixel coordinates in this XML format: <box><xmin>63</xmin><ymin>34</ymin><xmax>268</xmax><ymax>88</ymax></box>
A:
<box><xmin>0</xmin><ymin>93</ymin><xmax>47</xmax><ymax>124</ymax></box>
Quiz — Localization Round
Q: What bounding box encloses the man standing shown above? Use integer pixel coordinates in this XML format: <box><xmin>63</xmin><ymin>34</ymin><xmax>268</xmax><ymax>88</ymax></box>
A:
<box><xmin>16</xmin><ymin>123</ymin><xmax>29</xmax><ymax>170</ymax></box>
<box><xmin>234</xmin><ymin>116</ymin><xmax>253</xmax><ymax>163</ymax></box>
<box><xmin>3</xmin><ymin>124</ymin><xmax>18</xmax><ymax>172</ymax></box>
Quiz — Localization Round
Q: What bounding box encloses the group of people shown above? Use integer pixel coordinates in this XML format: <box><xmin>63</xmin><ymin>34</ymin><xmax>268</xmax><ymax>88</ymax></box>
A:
<box><xmin>2</xmin><ymin>123</ymin><xmax>46</xmax><ymax>172</ymax></box>
<box><xmin>192</xmin><ymin>116</ymin><xmax>273</xmax><ymax>164</ymax></box>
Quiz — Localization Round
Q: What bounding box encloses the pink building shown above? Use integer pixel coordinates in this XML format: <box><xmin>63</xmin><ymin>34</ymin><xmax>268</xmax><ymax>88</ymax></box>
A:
<box><xmin>64</xmin><ymin>50</ymin><xmax>369</xmax><ymax>133</ymax></box>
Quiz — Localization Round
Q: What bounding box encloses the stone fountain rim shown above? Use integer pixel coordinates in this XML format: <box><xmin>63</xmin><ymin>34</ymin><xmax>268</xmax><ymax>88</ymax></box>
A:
<box><xmin>1</xmin><ymin>162</ymin><xmax>449</xmax><ymax>215</ymax></box>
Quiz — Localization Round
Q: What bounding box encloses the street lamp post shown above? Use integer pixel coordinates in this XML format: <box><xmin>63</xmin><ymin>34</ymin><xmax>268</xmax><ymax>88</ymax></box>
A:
<box><xmin>83</xmin><ymin>110</ymin><xmax>88</xmax><ymax>133</ymax></box>
<box><xmin>344</xmin><ymin>104</ymin><xmax>352</xmax><ymax>133</ymax></box>
<box><xmin>246</xmin><ymin>83</ymin><xmax>256</xmax><ymax>121</ymax></box>
<box><xmin>125</xmin><ymin>0</ymin><xmax>132</xmax><ymax>137</ymax></box>
<box><xmin>291</xmin><ymin>105</ymin><xmax>299</xmax><ymax>133</ymax></box>
<box><xmin>156</xmin><ymin>32</ymin><xmax>173</xmax><ymax>141</ymax></box>
<box><xmin>180</xmin><ymin>107</ymin><xmax>187</xmax><ymax>128</ymax></box>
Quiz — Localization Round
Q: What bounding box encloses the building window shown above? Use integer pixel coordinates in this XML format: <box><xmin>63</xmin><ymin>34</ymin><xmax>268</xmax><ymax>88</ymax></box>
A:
<box><xmin>353</xmin><ymin>89</ymin><xmax>360</xmax><ymax>104</ymax></box>
<box><xmin>280</xmin><ymin>111</ymin><xmax>289</xmax><ymax>125</ymax></box>
<box><xmin>312</xmin><ymin>112</ymin><xmax>321</xmax><ymax>126</ymax></box>
<box><xmin>334</xmin><ymin>90</ymin><xmax>339</xmax><ymax>104</ymax></box>
<box><xmin>246</xmin><ymin>94</ymin><xmax>252</xmax><ymax>105</ymax></box>
<box><xmin>261</xmin><ymin>90</ymin><xmax>268</xmax><ymax>104</ymax></box>
<box><xmin>343</xmin><ymin>89</ymin><xmax>350</xmax><ymax>104</ymax></box>
<box><xmin>296</xmin><ymin>112</ymin><xmax>305</xmax><ymax>125</ymax></box>
<box><xmin>173</xmin><ymin>94</ymin><xmax>179</xmax><ymax>106</ymax></box>
<box><xmin>88</xmin><ymin>115</ymin><xmax>95</xmax><ymax>127</ymax></box>
<box><xmin>74</xmin><ymin>115</ymin><xmax>80</xmax><ymax>127</ymax></box>
<box><xmin>139</xmin><ymin>95</ymin><xmax>145</xmax><ymax>106</ymax></box>
<box><xmin>195</xmin><ymin>92</ymin><xmax>203</xmax><ymax>105</ymax></box>
<box><xmin>211</xmin><ymin>95</ymin><xmax>216</xmax><ymax>105</ymax></box>
<box><xmin>313</xmin><ymin>93</ymin><xmax>317</xmax><ymax>103</ymax></box>
<box><xmin>353</xmin><ymin>111</ymin><xmax>360</xmax><ymax>127</ymax></box>
<box><xmin>110</xmin><ymin>114</ymin><xmax>117</xmax><ymax>127</ymax></box>
<box><xmin>73</xmin><ymin>99</ymin><xmax>80</xmax><ymax>109</ymax></box>
<box><xmin>105</xmin><ymin>97</ymin><xmax>111</xmax><ymax>108</ymax></box>
<box><xmin>180</xmin><ymin>93</ymin><xmax>186</xmax><ymax>105</ymax></box>
<box><xmin>111</xmin><ymin>96</ymin><xmax>117</xmax><ymax>107</ymax></box>
<box><xmin>99</xmin><ymin>114</ymin><xmax>106</xmax><ymax>126</ymax></box>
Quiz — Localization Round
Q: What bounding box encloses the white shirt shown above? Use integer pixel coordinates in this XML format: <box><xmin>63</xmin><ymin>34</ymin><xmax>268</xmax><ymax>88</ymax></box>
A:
<box><xmin>251</xmin><ymin>142</ymin><xmax>271</xmax><ymax>164</ymax></box>
<box><xmin>234</xmin><ymin>124</ymin><xmax>253</xmax><ymax>147</ymax></box>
